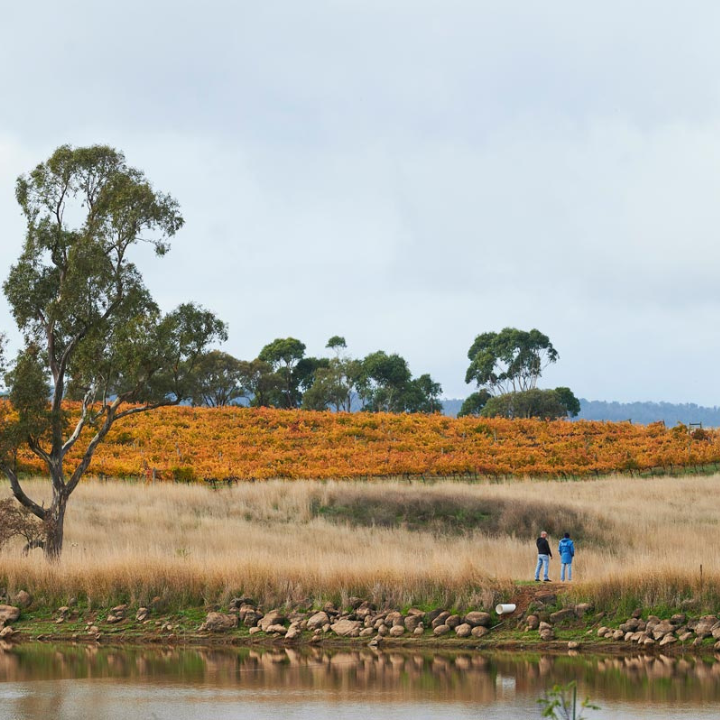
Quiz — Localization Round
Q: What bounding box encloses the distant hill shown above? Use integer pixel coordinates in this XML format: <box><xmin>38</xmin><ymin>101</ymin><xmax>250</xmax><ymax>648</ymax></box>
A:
<box><xmin>441</xmin><ymin>398</ymin><xmax>720</xmax><ymax>426</ymax></box>
<box><xmin>576</xmin><ymin>400</ymin><xmax>720</xmax><ymax>427</ymax></box>
<box><xmin>441</xmin><ymin>398</ymin><xmax>465</xmax><ymax>417</ymax></box>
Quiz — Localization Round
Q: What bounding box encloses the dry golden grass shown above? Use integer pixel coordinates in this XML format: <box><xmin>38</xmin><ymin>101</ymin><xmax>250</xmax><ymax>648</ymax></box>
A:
<box><xmin>1</xmin><ymin>474</ymin><xmax>719</xmax><ymax>610</ymax></box>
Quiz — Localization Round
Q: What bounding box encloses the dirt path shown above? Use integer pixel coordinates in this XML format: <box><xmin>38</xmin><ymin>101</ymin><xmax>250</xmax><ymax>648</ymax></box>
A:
<box><xmin>505</xmin><ymin>583</ymin><xmax>562</xmax><ymax>616</ymax></box>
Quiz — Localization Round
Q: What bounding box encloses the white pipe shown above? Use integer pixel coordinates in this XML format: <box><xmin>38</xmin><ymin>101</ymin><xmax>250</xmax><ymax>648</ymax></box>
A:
<box><xmin>495</xmin><ymin>603</ymin><xmax>516</xmax><ymax>615</ymax></box>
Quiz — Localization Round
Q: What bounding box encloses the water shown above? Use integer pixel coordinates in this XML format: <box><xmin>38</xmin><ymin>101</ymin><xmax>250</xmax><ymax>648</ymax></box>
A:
<box><xmin>1</xmin><ymin>643</ymin><xmax>720</xmax><ymax>719</ymax></box>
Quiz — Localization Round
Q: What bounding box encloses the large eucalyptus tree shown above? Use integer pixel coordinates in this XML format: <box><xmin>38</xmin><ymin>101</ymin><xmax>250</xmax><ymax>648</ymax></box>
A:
<box><xmin>1</xmin><ymin>145</ymin><xmax>226</xmax><ymax>559</ymax></box>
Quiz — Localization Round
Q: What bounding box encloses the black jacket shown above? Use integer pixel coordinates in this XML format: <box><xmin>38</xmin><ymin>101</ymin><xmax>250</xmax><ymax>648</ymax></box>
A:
<box><xmin>536</xmin><ymin>536</ymin><xmax>552</xmax><ymax>557</ymax></box>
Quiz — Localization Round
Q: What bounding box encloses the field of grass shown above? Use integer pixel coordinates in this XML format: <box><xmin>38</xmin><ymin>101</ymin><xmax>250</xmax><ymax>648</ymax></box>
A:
<box><xmin>1</xmin><ymin>474</ymin><xmax>719</xmax><ymax>613</ymax></box>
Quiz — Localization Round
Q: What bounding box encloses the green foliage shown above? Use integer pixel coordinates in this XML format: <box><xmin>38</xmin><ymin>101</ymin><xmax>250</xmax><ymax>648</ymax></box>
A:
<box><xmin>236</xmin><ymin>358</ymin><xmax>283</xmax><ymax>408</ymax></box>
<box><xmin>302</xmin><ymin>357</ymin><xmax>362</xmax><ymax>412</ymax></box>
<box><xmin>538</xmin><ymin>682</ymin><xmax>599</xmax><ymax>719</ymax></box>
<box><xmin>4</xmin><ymin>344</ymin><xmax>57</xmax><ymax>442</ymax></box>
<box><xmin>554</xmin><ymin>387</ymin><xmax>581</xmax><ymax>418</ymax></box>
<box><xmin>258</xmin><ymin>337</ymin><xmax>307</xmax><ymax>408</ymax></box>
<box><xmin>465</xmin><ymin>327</ymin><xmax>558</xmax><ymax>395</ymax></box>
<box><xmin>190</xmin><ymin>350</ymin><xmax>247</xmax><ymax>407</ymax></box>
<box><xmin>171</xmin><ymin>466</ymin><xmax>196</xmax><ymax>483</ymax></box>
<box><xmin>357</xmin><ymin>351</ymin><xmax>442</xmax><ymax>413</ymax></box>
<box><xmin>457</xmin><ymin>389</ymin><xmax>492</xmax><ymax>417</ymax></box>
<box><xmin>326</xmin><ymin>336</ymin><xmax>347</xmax><ymax>353</ymax></box>
<box><xmin>481</xmin><ymin>389</ymin><xmax>569</xmax><ymax>419</ymax></box>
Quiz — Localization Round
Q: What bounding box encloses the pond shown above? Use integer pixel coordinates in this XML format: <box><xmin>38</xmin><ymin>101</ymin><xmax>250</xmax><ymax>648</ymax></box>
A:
<box><xmin>1</xmin><ymin>643</ymin><xmax>720</xmax><ymax>719</ymax></box>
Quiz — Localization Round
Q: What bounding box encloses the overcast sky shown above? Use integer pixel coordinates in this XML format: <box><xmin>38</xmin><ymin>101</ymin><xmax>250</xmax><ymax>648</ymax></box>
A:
<box><xmin>2</xmin><ymin>1</ymin><xmax>720</xmax><ymax>404</ymax></box>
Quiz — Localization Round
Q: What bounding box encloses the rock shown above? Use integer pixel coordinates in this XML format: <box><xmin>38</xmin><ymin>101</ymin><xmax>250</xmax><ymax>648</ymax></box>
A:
<box><xmin>550</xmin><ymin>609</ymin><xmax>576</xmax><ymax>624</ymax></box>
<box><xmin>377</xmin><ymin>624</ymin><xmax>389</xmax><ymax>636</ymax></box>
<box><xmin>433</xmin><ymin>624</ymin><xmax>451</xmax><ymax>636</ymax></box>
<box><xmin>574</xmin><ymin>603</ymin><xmax>593</xmax><ymax>617</ymax></box>
<box><xmin>13</xmin><ymin>591</ymin><xmax>32</xmax><ymax>609</ymax></box>
<box><xmin>136</xmin><ymin>608</ymin><xmax>150</xmax><ymax>622</ymax></box>
<box><xmin>331</xmin><ymin>619</ymin><xmax>361</xmax><ymax>637</ymax></box>
<box><xmin>431</xmin><ymin>612</ymin><xmax>451</xmax><ymax>629</ymax></box>
<box><xmin>360</xmin><ymin>628</ymin><xmax>375</xmax><ymax>638</ymax></box>
<box><xmin>425</xmin><ymin>609</ymin><xmax>446</xmax><ymax>624</ymax></box>
<box><xmin>242</xmin><ymin>610</ymin><xmax>263</xmax><ymax>627</ymax></box>
<box><xmin>413</xmin><ymin>626</ymin><xmax>424</xmax><ymax>636</ymax></box>
<box><xmin>596</xmin><ymin>626</ymin><xmax>609</xmax><ymax>637</ymax></box>
<box><xmin>471</xmin><ymin>626</ymin><xmax>489</xmax><ymax>639</ymax></box>
<box><xmin>385</xmin><ymin>611</ymin><xmax>403</xmax><ymax>627</ymax></box>
<box><xmin>284</xmin><ymin>626</ymin><xmax>301</xmax><ymax>640</ymax></box>
<box><xmin>259</xmin><ymin>611</ymin><xmax>287</xmax><ymax>632</ymax></box>
<box><xmin>539</xmin><ymin>621</ymin><xmax>553</xmax><ymax>632</ymax></box>
<box><xmin>404</xmin><ymin>615</ymin><xmax>422</xmax><ymax>632</ymax></box>
<box><xmin>631</xmin><ymin>608</ymin><xmax>643</xmax><ymax>619</ymax></box>
<box><xmin>670</xmin><ymin>613</ymin><xmax>686</xmax><ymax>625</ymax></box>
<box><xmin>612</xmin><ymin>630</ymin><xmax>624</xmax><ymax>641</ymax></box>
<box><xmin>88</xmin><ymin>625</ymin><xmax>99</xmax><ymax>634</ymax></box>
<box><xmin>694</xmin><ymin>617</ymin><xmax>719</xmax><ymax>638</ymax></box>
<box><xmin>389</xmin><ymin>625</ymin><xmax>405</xmax><ymax>637</ymax></box>
<box><xmin>652</xmin><ymin>621</ymin><xmax>675</xmax><ymax>639</ymax></box>
<box><xmin>229</xmin><ymin>597</ymin><xmax>256</xmax><ymax>610</ymax></box>
<box><xmin>307</xmin><ymin>612</ymin><xmax>330</xmax><ymax>631</ymax></box>
<box><xmin>0</xmin><ymin>606</ymin><xmax>20</xmax><ymax>623</ymax></box>
<box><xmin>199</xmin><ymin>612</ymin><xmax>239</xmax><ymax>633</ymax></box>
<box><xmin>526</xmin><ymin>615</ymin><xmax>540</xmax><ymax>630</ymax></box>
<box><xmin>641</xmin><ymin>636</ymin><xmax>656</xmax><ymax>646</ymax></box>
<box><xmin>464</xmin><ymin>611</ymin><xmax>492</xmax><ymax>628</ymax></box>
<box><xmin>568</xmin><ymin>641</ymin><xmax>580</xmax><ymax>650</ymax></box>
<box><xmin>659</xmin><ymin>635</ymin><xmax>677</xmax><ymax>647</ymax></box>
<box><xmin>679</xmin><ymin>631</ymin><xmax>693</xmax><ymax>642</ymax></box>
<box><xmin>445</xmin><ymin>614</ymin><xmax>461</xmax><ymax>629</ymax></box>
<box><xmin>455</xmin><ymin>623</ymin><xmax>472</xmax><ymax>638</ymax></box>
<box><xmin>106</xmin><ymin>614</ymin><xmax>123</xmax><ymax>624</ymax></box>
<box><xmin>266</xmin><ymin>624</ymin><xmax>287</xmax><ymax>634</ymax></box>
<box><xmin>619</xmin><ymin>618</ymin><xmax>640</xmax><ymax>633</ymax></box>
<box><xmin>539</xmin><ymin>628</ymin><xmax>554</xmax><ymax>641</ymax></box>
<box><xmin>536</xmin><ymin>592</ymin><xmax>557</xmax><ymax>605</ymax></box>
<box><xmin>0</xmin><ymin>627</ymin><xmax>14</xmax><ymax>639</ymax></box>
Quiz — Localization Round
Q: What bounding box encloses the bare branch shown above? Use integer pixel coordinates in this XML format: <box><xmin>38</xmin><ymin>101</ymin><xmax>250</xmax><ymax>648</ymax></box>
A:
<box><xmin>1</xmin><ymin>466</ymin><xmax>48</xmax><ymax>521</ymax></box>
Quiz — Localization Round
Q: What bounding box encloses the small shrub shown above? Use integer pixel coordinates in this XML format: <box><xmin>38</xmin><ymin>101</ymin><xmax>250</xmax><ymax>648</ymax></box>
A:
<box><xmin>0</xmin><ymin>498</ymin><xmax>46</xmax><ymax>551</ymax></box>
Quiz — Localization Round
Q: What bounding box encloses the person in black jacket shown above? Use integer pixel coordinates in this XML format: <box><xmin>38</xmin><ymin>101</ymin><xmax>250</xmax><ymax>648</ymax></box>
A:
<box><xmin>534</xmin><ymin>531</ymin><xmax>552</xmax><ymax>582</ymax></box>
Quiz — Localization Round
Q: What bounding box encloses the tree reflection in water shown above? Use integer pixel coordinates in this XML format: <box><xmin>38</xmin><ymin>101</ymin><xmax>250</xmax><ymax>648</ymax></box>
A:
<box><xmin>1</xmin><ymin>644</ymin><xmax>720</xmax><ymax>709</ymax></box>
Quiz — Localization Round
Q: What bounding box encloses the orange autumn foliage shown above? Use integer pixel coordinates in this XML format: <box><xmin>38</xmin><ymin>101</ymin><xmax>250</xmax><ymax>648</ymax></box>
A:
<box><xmin>4</xmin><ymin>403</ymin><xmax>720</xmax><ymax>482</ymax></box>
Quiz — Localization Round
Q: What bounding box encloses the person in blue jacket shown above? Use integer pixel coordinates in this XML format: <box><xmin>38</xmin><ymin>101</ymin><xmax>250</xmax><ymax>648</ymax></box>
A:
<box><xmin>558</xmin><ymin>532</ymin><xmax>575</xmax><ymax>581</ymax></box>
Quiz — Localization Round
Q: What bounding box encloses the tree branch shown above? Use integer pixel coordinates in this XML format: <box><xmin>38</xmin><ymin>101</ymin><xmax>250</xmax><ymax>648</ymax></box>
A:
<box><xmin>61</xmin><ymin>385</ymin><xmax>96</xmax><ymax>458</ymax></box>
<box><xmin>1</xmin><ymin>465</ymin><xmax>48</xmax><ymax>521</ymax></box>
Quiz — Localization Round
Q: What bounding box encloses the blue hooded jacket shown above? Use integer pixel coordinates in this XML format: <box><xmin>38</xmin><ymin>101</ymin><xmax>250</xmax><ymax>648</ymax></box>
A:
<box><xmin>559</xmin><ymin>537</ymin><xmax>575</xmax><ymax>564</ymax></box>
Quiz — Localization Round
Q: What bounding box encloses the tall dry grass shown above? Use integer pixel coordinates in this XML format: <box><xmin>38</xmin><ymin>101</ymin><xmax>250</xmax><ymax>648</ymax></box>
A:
<box><xmin>1</xmin><ymin>474</ymin><xmax>719</xmax><ymax>610</ymax></box>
